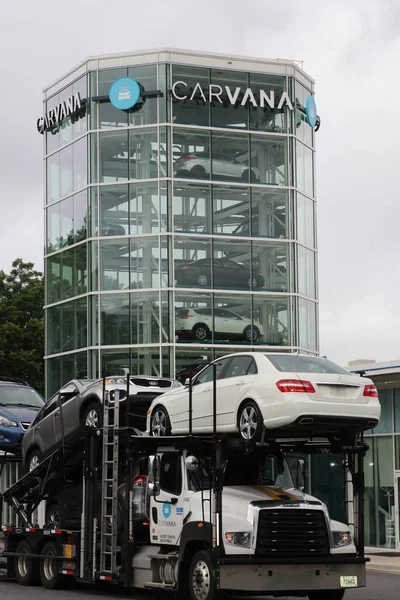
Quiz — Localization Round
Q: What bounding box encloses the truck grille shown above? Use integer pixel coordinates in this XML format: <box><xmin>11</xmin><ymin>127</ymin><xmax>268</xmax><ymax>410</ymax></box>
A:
<box><xmin>256</xmin><ymin>508</ymin><xmax>330</xmax><ymax>557</ymax></box>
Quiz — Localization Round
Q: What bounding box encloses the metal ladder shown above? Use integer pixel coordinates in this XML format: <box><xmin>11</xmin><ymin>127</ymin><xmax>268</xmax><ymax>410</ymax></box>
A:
<box><xmin>100</xmin><ymin>389</ymin><xmax>120</xmax><ymax>575</ymax></box>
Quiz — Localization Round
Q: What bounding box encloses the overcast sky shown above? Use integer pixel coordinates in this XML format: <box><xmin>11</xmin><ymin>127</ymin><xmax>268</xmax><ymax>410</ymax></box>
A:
<box><xmin>0</xmin><ymin>0</ymin><xmax>398</xmax><ymax>367</ymax></box>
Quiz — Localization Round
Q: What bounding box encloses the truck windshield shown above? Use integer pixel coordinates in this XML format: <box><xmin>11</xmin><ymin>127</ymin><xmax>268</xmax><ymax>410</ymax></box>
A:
<box><xmin>188</xmin><ymin>453</ymin><xmax>294</xmax><ymax>491</ymax></box>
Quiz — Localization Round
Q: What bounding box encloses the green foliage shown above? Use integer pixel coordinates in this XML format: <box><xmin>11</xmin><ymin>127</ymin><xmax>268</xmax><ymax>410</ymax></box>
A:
<box><xmin>0</xmin><ymin>259</ymin><xmax>44</xmax><ymax>395</ymax></box>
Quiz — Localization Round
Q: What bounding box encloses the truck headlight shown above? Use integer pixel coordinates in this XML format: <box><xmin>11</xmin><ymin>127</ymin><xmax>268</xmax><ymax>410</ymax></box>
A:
<box><xmin>224</xmin><ymin>531</ymin><xmax>251</xmax><ymax>548</ymax></box>
<box><xmin>333</xmin><ymin>531</ymin><xmax>352</xmax><ymax>547</ymax></box>
<box><xmin>0</xmin><ymin>417</ymin><xmax>17</xmax><ymax>427</ymax></box>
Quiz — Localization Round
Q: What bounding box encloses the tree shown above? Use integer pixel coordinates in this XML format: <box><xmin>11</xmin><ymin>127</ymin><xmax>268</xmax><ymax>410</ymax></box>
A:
<box><xmin>0</xmin><ymin>259</ymin><xmax>44</xmax><ymax>395</ymax></box>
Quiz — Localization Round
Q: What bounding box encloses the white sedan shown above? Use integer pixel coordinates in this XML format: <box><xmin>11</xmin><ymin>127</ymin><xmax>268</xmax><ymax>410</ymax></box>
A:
<box><xmin>147</xmin><ymin>352</ymin><xmax>381</xmax><ymax>441</ymax></box>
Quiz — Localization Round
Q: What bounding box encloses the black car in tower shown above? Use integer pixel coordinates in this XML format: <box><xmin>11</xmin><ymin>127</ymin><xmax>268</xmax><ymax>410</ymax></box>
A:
<box><xmin>174</xmin><ymin>258</ymin><xmax>264</xmax><ymax>289</ymax></box>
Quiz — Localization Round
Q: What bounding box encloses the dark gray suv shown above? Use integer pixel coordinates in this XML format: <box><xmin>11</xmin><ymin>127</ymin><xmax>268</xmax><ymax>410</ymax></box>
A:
<box><xmin>22</xmin><ymin>375</ymin><xmax>182</xmax><ymax>472</ymax></box>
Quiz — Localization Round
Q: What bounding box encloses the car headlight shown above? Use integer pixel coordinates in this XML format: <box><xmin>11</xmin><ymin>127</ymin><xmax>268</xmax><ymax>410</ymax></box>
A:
<box><xmin>171</xmin><ymin>380</ymin><xmax>181</xmax><ymax>388</ymax></box>
<box><xmin>224</xmin><ymin>531</ymin><xmax>251</xmax><ymax>548</ymax></box>
<box><xmin>0</xmin><ymin>417</ymin><xmax>18</xmax><ymax>427</ymax></box>
<box><xmin>333</xmin><ymin>531</ymin><xmax>352</xmax><ymax>547</ymax></box>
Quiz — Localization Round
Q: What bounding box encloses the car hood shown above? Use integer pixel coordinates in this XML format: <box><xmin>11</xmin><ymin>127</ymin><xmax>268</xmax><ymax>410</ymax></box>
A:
<box><xmin>0</xmin><ymin>406</ymin><xmax>42</xmax><ymax>423</ymax></box>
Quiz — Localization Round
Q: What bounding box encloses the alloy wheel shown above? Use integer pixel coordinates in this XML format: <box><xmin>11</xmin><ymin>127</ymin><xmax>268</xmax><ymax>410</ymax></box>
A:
<box><xmin>47</xmin><ymin>509</ymin><xmax>61</xmax><ymax>529</ymax></box>
<box><xmin>239</xmin><ymin>406</ymin><xmax>258</xmax><ymax>439</ymax></box>
<box><xmin>192</xmin><ymin>559</ymin><xmax>210</xmax><ymax>600</ymax></box>
<box><xmin>29</xmin><ymin>454</ymin><xmax>40</xmax><ymax>472</ymax></box>
<box><xmin>198</xmin><ymin>275</ymin><xmax>208</xmax><ymax>286</ymax></box>
<box><xmin>151</xmin><ymin>410</ymin><xmax>167</xmax><ymax>436</ymax></box>
<box><xmin>195</xmin><ymin>327</ymin><xmax>208</xmax><ymax>340</ymax></box>
<box><xmin>85</xmin><ymin>409</ymin><xmax>99</xmax><ymax>427</ymax></box>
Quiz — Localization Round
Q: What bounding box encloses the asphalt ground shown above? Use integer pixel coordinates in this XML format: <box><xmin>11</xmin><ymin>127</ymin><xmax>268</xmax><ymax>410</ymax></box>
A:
<box><xmin>0</xmin><ymin>571</ymin><xmax>398</xmax><ymax>600</ymax></box>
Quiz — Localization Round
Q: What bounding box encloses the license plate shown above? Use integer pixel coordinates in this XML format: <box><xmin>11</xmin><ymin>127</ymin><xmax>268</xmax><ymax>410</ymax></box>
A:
<box><xmin>340</xmin><ymin>576</ymin><xmax>358</xmax><ymax>587</ymax></box>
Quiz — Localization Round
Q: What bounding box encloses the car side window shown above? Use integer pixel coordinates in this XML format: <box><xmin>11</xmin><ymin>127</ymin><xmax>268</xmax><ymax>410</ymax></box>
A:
<box><xmin>193</xmin><ymin>359</ymin><xmax>228</xmax><ymax>386</ymax></box>
<box><xmin>40</xmin><ymin>397</ymin><xmax>58</xmax><ymax>420</ymax></box>
<box><xmin>223</xmin><ymin>356</ymin><xmax>258</xmax><ymax>379</ymax></box>
<box><xmin>159</xmin><ymin>453</ymin><xmax>182</xmax><ymax>496</ymax></box>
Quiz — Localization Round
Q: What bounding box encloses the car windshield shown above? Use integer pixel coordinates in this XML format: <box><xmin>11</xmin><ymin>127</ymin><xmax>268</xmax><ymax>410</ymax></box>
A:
<box><xmin>188</xmin><ymin>453</ymin><xmax>294</xmax><ymax>490</ymax></box>
<box><xmin>0</xmin><ymin>386</ymin><xmax>44</xmax><ymax>408</ymax></box>
<box><xmin>265</xmin><ymin>354</ymin><xmax>350</xmax><ymax>375</ymax></box>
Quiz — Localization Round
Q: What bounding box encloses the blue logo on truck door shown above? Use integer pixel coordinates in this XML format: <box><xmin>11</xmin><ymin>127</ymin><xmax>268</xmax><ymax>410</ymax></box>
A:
<box><xmin>162</xmin><ymin>503</ymin><xmax>171</xmax><ymax>518</ymax></box>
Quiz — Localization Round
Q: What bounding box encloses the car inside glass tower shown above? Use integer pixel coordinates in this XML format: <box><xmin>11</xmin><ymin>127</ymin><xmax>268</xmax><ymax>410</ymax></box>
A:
<box><xmin>44</xmin><ymin>50</ymin><xmax>317</xmax><ymax>396</ymax></box>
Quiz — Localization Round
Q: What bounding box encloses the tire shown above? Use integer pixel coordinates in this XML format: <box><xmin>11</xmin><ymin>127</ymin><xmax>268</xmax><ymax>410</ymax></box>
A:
<box><xmin>193</xmin><ymin>323</ymin><xmax>210</xmax><ymax>341</ymax></box>
<box><xmin>308</xmin><ymin>591</ymin><xmax>345</xmax><ymax>600</ymax></box>
<box><xmin>188</xmin><ymin>550</ymin><xmax>217</xmax><ymax>600</ymax></box>
<box><xmin>45</xmin><ymin>502</ymin><xmax>65</xmax><ymax>529</ymax></box>
<box><xmin>81</xmin><ymin>401</ymin><xmax>103</xmax><ymax>429</ymax></box>
<box><xmin>15</xmin><ymin>540</ymin><xmax>40</xmax><ymax>586</ymax></box>
<box><xmin>197</xmin><ymin>273</ymin><xmax>209</xmax><ymax>286</ymax></box>
<box><xmin>40</xmin><ymin>541</ymin><xmax>67</xmax><ymax>590</ymax></box>
<box><xmin>237</xmin><ymin>400</ymin><xmax>264</xmax><ymax>441</ymax></box>
<box><xmin>150</xmin><ymin>406</ymin><xmax>172</xmax><ymax>436</ymax></box>
<box><xmin>250</xmin><ymin>169</ymin><xmax>258</xmax><ymax>183</ymax></box>
<box><xmin>241</xmin><ymin>169</ymin><xmax>250</xmax><ymax>182</ymax></box>
<box><xmin>26</xmin><ymin>448</ymin><xmax>43</xmax><ymax>473</ymax></box>
<box><xmin>243</xmin><ymin>325</ymin><xmax>260</xmax><ymax>343</ymax></box>
<box><xmin>191</xmin><ymin>165</ymin><xmax>206</xmax><ymax>178</ymax></box>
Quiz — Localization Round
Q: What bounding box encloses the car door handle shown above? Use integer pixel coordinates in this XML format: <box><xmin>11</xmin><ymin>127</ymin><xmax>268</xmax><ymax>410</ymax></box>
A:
<box><xmin>54</xmin><ymin>412</ymin><xmax>60</xmax><ymax>418</ymax></box>
<box><xmin>236</xmin><ymin>380</ymin><xmax>247</xmax><ymax>385</ymax></box>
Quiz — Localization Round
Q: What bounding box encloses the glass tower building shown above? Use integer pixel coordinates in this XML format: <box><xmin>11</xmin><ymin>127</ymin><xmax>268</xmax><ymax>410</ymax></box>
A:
<box><xmin>43</xmin><ymin>49</ymin><xmax>318</xmax><ymax>397</ymax></box>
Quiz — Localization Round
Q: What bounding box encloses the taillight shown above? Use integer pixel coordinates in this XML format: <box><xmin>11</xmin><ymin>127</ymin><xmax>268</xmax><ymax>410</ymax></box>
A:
<box><xmin>363</xmin><ymin>384</ymin><xmax>378</xmax><ymax>397</ymax></box>
<box><xmin>182</xmin><ymin>266</ymin><xmax>192</xmax><ymax>270</ymax></box>
<box><xmin>276</xmin><ymin>379</ymin><xmax>315</xmax><ymax>393</ymax></box>
<box><xmin>132</xmin><ymin>475</ymin><xmax>147</xmax><ymax>486</ymax></box>
<box><xmin>184</xmin><ymin>156</ymin><xmax>195</xmax><ymax>161</ymax></box>
<box><xmin>183</xmin><ymin>315</ymin><xmax>193</xmax><ymax>319</ymax></box>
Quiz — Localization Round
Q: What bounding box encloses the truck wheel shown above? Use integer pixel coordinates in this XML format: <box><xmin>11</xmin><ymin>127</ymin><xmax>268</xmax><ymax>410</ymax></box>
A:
<box><xmin>189</xmin><ymin>550</ymin><xmax>217</xmax><ymax>600</ymax></box>
<box><xmin>308</xmin><ymin>591</ymin><xmax>345</xmax><ymax>600</ymax></box>
<box><xmin>40</xmin><ymin>541</ymin><xmax>67</xmax><ymax>589</ymax></box>
<box><xmin>15</xmin><ymin>540</ymin><xmax>40</xmax><ymax>586</ymax></box>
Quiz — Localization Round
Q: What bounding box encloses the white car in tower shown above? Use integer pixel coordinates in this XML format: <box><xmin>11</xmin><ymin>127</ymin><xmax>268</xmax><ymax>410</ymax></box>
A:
<box><xmin>175</xmin><ymin>307</ymin><xmax>264</xmax><ymax>343</ymax></box>
<box><xmin>147</xmin><ymin>353</ymin><xmax>381</xmax><ymax>442</ymax></box>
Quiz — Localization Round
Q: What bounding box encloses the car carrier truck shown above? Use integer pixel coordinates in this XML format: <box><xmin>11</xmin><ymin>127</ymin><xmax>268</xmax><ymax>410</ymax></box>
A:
<box><xmin>0</xmin><ymin>378</ymin><xmax>370</xmax><ymax>600</ymax></box>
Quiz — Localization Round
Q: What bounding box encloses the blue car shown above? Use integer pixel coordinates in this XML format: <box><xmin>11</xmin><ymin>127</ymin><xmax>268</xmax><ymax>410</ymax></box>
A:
<box><xmin>0</xmin><ymin>377</ymin><xmax>45</xmax><ymax>454</ymax></box>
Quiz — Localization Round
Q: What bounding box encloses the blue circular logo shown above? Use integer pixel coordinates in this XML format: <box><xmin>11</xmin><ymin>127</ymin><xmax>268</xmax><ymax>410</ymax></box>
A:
<box><xmin>162</xmin><ymin>503</ymin><xmax>171</xmax><ymax>519</ymax></box>
<box><xmin>305</xmin><ymin>96</ymin><xmax>317</xmax><ymax>127</ymax></box>
<box><xmin>109</xmin><ymin>77</ymin><xmax>141</xmax><ymax>110</ymax></box>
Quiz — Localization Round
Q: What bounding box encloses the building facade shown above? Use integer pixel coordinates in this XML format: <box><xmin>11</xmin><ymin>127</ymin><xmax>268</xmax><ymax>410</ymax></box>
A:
<box><xmin>42</xmin><ymin>49</ymin><xmax>318</xmax><ymax>397</ymax></box>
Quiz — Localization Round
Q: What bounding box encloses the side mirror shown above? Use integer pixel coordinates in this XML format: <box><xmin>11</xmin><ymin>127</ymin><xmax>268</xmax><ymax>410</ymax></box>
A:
<box><xmin>148</xmin><ymin>455</ymin><xmax>160</xmax><ymax>497</ymax></box>
<box><xmin>184</xmin><ymin>378</ymin><xmax>190</xmax><ymax>387</ymax></box>
<box><xmin>296</xmin><ymin>459</ymin><xmax>305</xmax><ymax>491</ymax></box>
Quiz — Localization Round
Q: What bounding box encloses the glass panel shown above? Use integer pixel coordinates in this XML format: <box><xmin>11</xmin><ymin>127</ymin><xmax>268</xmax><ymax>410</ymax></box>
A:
<box><xmin>47</xmin><ymin>356</ymin><xmax>61</xmax><ymax>397</ymax></box>
<box><xmin>213</xmin><ymin>239</ymin><xmax>251</xmax><ymax>290</ymax></box>
<box><xmin>298</xmin><ymin>245</ymin><xmax>316</xmax><ymax>298</ymax></box>
<box><xmin>394</xmin><ymin>390</ymin><xmax>400</xmax><ymax>433</ymax></box>
<box><xmin>250</xmin><ymin>134</ymin><xmax>287</xmax><ymax>186</ymax></box>
<box><xmin>47</xmin><ymin>254</ymin><xmax>61</xmax><ymax>303</ymax></box>
<box><xmin>211</xmin><ymin>131</ymin><xmax>250</xmax><ymax>183</ymax></box>
<box><xmin>128</xmin><ymin>64</ymin><xmax>158</xmax><ymax>125</ymax></box>
<box><xmin>364</xmin><ymin>437</ymin><xmax>394</xmax><ymax>548</ymax></box>
<box><xmin>298</xmin><ymin>298</ymin><xmax>317</xmax><ymax>351</ymax></box>
<box><xmin>159</xmin><ymin>126</ymin><xmax>169</xmax><ymax>177</ymax></box>
<box><xmin>60</xmin><ymin>301</ymin><xmax>74</xmax><ymax>352</ymax></box>
<box><xmin>132</xmin><ymin>348</ymin><xmax>162</xmax><ymax>376</ymax></box>
<box><xmin>99</xmin><ymin>68</ymin><xmax>129</xmax><ymax>128</ymax></box>
<box><xmin>75</xmin><ymin>244</ymin><xmax>88</xmax><ymax>297</ymax></box>
<box><xmin>160</xmin><ymin>182</ymin><xmax>169</xmax><ymax>232</ymax></box>
<box><xmin>130</xmin><ymin>181</ymin><xmax>159</xmax><ymax>234</ymax></box>
<box><xmin>213</xmin><ymin>294</ymin><xmax>252</xmax><ymax>345</ymax></box>
<box><xmin>89</xmin><ymin>295</ymin><xmax>98</xmax><ymax>346</ymax></box>
<box><xmin>297</xmin><ymin>193</ymin><xmax>315</xmax><ymax>247</ymax></box>
<box><xmin>173</xmin><ymin>128</ymin><xmax>210</xmax><ymax>181</ymax></box>
<box><xmin>45</xmin><ymin>92</ymin><xmax>60</xmax><ymax>155</ymax></box>
<box><xmin>210</xmin><ymin>69</ymin><xmax>248</xmax><ymax>129</ymax></box>
<box><xmin>100</xmin><ymin>239</ymin><xmax>129</xmax><ymax>290</ymax></box>
<box><xmin>160</xmin><ymin>236</ymin><xmax>171</xmax><ymax>288</ymax></box>
<box><xmin>72</xmin><ymin>75</ymin><xmax>87</xmax><ymax>139</ymax></box>
<box><xmin>252</xmin><ymin>188</ymin><xmax>289</xmax><ymax>239</ymax></box>
<box><xmin>373</xmin><ymin>389</ymin><xmax>393</xmax><ymax>434</ymax></box>
<box><xmin>99</xmin><ymin>185</ymin><xmax>129</xmax><ymax>236</ymax></box>
<box><xmin>73</xmin><ymin>136</ymin><xmax>87</xmax><ymax>192</ymax></box>
<box><xmin>158</xmin><ymin>63</ymin><xmax>168</xmax><ymax>123</ymax></box>
<box><xmin>296</xmin><ymin>140</ymin><xmax>314</xmax><ymax>198</ymax></box>
<box><xmin>174</xmin><ymin>236</ymin><xmax>212</xmax><ymax>289</ymax></box>
<box><xmin>47</xmin><ymin>305</ymin><xmax>61</xmax><ymax>354</ymax></box>
<box><xmin>252</xmin><ymin>241</ymin><xmax>288</xmax><ymax>292</ymax></box>
<box><xmin>253</xmin><ymin>295</ymin><xmax>289</xmax><ymax>346</ymax></box>
<box><xmin>89</xmin><ymin>240</ymin><xmax>98</xmax><ymax>292</ymax></box>
<box><xmin>249</xmin><ymin>73</ymin><xmax>288</xmax><ymax>133</ymax></box>
<box><xmin>171</xmin><ymin>64</ymin><xmax>210</xmax><ymax>126</ymax></box>
<box><xmin>295</xmin><ymin>81</ymin><xmax>314</xmax><ymax>148</ymax></box>
<box><xmin>60</xmin><ymin>248</ymin><xmax>74</xmax><ymax>300</ymax></box>
<box><xmin>101</xmin><ymin>349</ymin><xmax>131</xmax><ymax>375</ymax></box>
<box><xmin>101</xmin><ymin>294</ymin><xmax>130</xmax><ymax>345</ymax></box>
<box><xmin>60</xmin><ymin>196</ymin><xmax>74</xmax><ymax>247</ymax></box>
<box><xmin>59</xmin><ymin>84</ymin><xmax>74</xmax><ymax>147</ymax></box>
<box><xmin>47</xmin><ymin>203</ymin><xmax>60</xmax><ymax>253</ymax></box>
<box><xmin>89</xmin><ymin>72</ymin><xmax>98</xmax><ymax>130</ymax></box>
<box><xmin>74</xmin><ymin>191</ymin><xmax>87</xmax><ymax>243</ymax></box>
<box><xmin>213</xmin><ymin>186</ymin><xmax>250</xmax><ymax>237</ymax></box>
<box><xmin>99</xmin><ymin>130</ymin><xmax>129</xmax><ymax>183</ymax></box>
<box><xmin>129</xmin><ymin>127</ymin><xmax>159</xmax><ymax>179</ymax></box>
<box><xmin>75</xmin><ymin>297</ymin><xmax>87</xmax><ymax>350</ymax></box>
<box><xmin>59</xmin><ymin>144</ymin><xmax>74</xmax><ymax>198</ymax></box>
<box><xmin>175</xmin><ymin>292</ymin><xmax>213</xmax><ymax>343</ymax></box>
<box><xmin>174</xmin><ymin>347</ymin><xmax>213</xmax><ymax>383</ymax></box>
<box><xmin>131</xmin><ymin>291</ymin><xmax>160</xmax><ymax>344</ymax></box>
<box><xmin>173</xmin><ymin>183</ymin><xmax>211</xmax><ymax>234</ymax></box>
<box><xmin>130</xmin><ymin>237</ymin><xmax>159</xmax><ymax>289</ymax></box>
<box><xmin>90</xmin><ymin>132</ymin><xmax>98</xmax><ymax>183</ymax></box>
<box><xmin>47</xmin><ymin>152</ymin><xmax>60</xmax><ymax>203</ymax></box>
<box><xmin>160</xmin><ymin>291</ymin><xmax>170</xmax><ymax>344</ymax></box>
